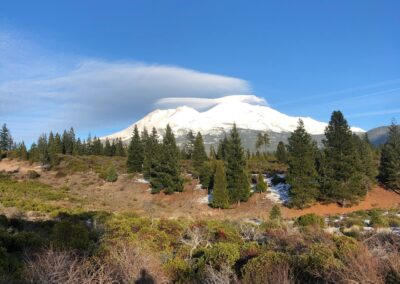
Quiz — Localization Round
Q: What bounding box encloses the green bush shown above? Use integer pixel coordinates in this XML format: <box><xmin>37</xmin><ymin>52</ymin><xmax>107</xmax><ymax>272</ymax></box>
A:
<box><xmin>105</xmin><ymin>165</ymin><xmax>118</xmax><ymax>182</ymax></box>
<box><xmin>295</xmin><ymin>213</ymin><xmax>325</xmax><ymax>228</ymax></box>
<box><xmin>52</xmin><ymin>220</ymin><xmax>90</xmax><ymax>251</ymax></box>
<box><xmin>242</xmin><ymin>251</ymin><xmax>290</xmax><ymax>284</ymax></box>
<box><xmin>203</xmin><ymin>242</ymin><xmax>240</xmax><ymax>268</ymax></box>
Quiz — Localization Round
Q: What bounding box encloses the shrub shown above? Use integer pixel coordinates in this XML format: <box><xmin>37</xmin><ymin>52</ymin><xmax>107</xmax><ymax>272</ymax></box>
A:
<box><xmin>203</xmin><ymin>242</ymin><xmax>240</xmax><ymax>268</ymax></box>
<box><xmin>295</xmin><ymin>213</ymin><xmax>325</xmax><ymax>228</ymax></box>
<box><xmin>242</xmin><ymin>251</ymin><xmax>291</xmax><ymax>284</ymax></box>
<box><xmin>370</xmin><ymin>209</ymin><xmax>389</xmax><ymax>228</ymax></box>
<box><xmin>105</xmin><ymin>165</ymin><xmax>118</xmax><ymax>182</ymax></box>
<box><xmin>52</xmin><ymin>220</ymin><xmax>90</xmax><ymax>251</ymax></box>
<box><xmin>27</xmin><ymin>170</ymin><xmax>40</xmax><ymax>179</ymax></box>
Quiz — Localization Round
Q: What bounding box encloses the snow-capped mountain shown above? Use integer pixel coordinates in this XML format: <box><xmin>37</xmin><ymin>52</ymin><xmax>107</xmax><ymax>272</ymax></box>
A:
<box><xmin>103</xmin><ymin>95</ymin><xmax>364</xmax><ymax>142</ymax></box>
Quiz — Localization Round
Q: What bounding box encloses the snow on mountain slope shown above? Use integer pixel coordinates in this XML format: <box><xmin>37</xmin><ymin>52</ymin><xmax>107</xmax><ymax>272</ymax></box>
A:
<box><xmin>104</xmin><ymin>95</ymin><xmax>365</xmax><ymax>141</ymax></box>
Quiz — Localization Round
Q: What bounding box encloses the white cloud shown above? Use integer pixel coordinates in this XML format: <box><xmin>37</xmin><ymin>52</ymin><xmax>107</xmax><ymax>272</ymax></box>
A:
<box><xmin>0</xmin><ymin>30</ymin><xmax>252</xmax><ymax>142</ymax></box>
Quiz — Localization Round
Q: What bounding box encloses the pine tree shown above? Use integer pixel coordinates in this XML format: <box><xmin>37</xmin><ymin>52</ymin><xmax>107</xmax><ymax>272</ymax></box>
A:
<box><xmin>18</xmin><ymin>142</ymin><xmax>28</xmax><ymax>160</ymax></box>
<box><xmin>0</xmin><ymin>124</ymin><xmax>12</xmax><ymax>152</ymax></box>
<box><xmin>211</xmin><ymin>161</ymin><xmax>229</xmax><ymax>209</ymax></box>
<box><xmin>91</xmin><ymin>137</ymin><xmax>103</xmax><ymax>155</ymax></box>
<box><xmin>322</xmin><ymin>111</ymin><xmax>365</xmax><ymax>206</ymax></box>
<box><xmin>105</xmin><ymin>164</ymin><xmax>118</xmax><ymax>182</ymax></box>
<box><xmin>115</xmin><ymin>138</ymin><xmax>126</xmax><ymax>157</ymax></box>
<box><xmin>209</xmin><ymin>145</ymin><xmax>216</xmax><ymax>160</ymax></box>
<box><xmin>48</xmin><ymin>132</ymin><xmax>60</xmax><ymax>167</ymax></box>
<box><xmin>192</xmin><ymin>132</ymin><xmax>208</xmax><ymax>175</ymax></box>
<box><xmin>379</xmin><ymin>121</ymin><xmax>400</xmax><ymax>191</ymax></box>
<box><xmin>151</xmin><ymin>125</ymin><xmax>183</xmax><ymax>194</ymax></box>
<box><xmin>126</xmin><ymin>125</ymin><xmax>144</xmax><ymax>173</ymax></box>
<box><xmin>225</xmin><ymin>124</ymin><xmax>250</xmax><ymax>203</ymax></box>
<box><xmin>104</xmin><ymin>139</ymin><xmax>113</xmax><ymax>156</ymax></box>
<box><xmin>216</xmin><ymin>135</ymin><xmax>228</xmax><ymax>160</ymax></box>
<box><xmin>37</xmin><ymin>134</ymin><xmax>50</xmax><ymax>165</ymax></box>
<box><xmin>276</xmin><ymin>141</ymin><xmax>288</xmax><ymax>164</ymax></box>
<box><xmin>143</xmin><ymin>127</ymin><xmax>160</xmax><ymax>180</ymax></box>
<box><xmin>183</xmin><ymin>130</ymin><xmax>195</xmax><ymax>159</ymax></box>
<box><xmin>286</xmin><ymin>119</ymin><xmax>319</xmax><ymax>208</ymax></box>
<box><xmin>54</xmin><ymin>133</ymin><xmax>63</xmax><ymax>154</ymax></box>
<box><xmin>255</xmin><ymin>173</ymin><xmax>267</xmax><ymax>193</ymax></box>
<box><xmin>353</xmin><ymin>134</ymin><xmax>378</xmax><ymax>182</ymax></box>
<box><xmin>256</xmin><ymin>131</ymin><xmax>270</xmax><ymax>153</ymax></box>
<box><xmin>75</xmin><ymin>138</ymin><xmax>84</xmax><ymax>155</ymax></box>
<box><xmin>269</xmin><ymin>204</ymin><xmax>282</xmax><ymax>221</ymax></box>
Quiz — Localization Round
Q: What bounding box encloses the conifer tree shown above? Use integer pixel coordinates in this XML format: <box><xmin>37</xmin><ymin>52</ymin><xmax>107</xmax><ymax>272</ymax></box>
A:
<box><xmin>255</xmin><ymin>173</ymin><xmax>267</xmax><ymax>193</ymax></box>
<box><xmin>0</xmin><ymin>123</ymin><xmax>12</xmax><ymax>152</ymax></box>
<box><xmin>18</xmin><ymin>142</ymin><xmax>28</xmax><ymax>160</ymax></box>
<box><xmin>276</xmin><ymin>141</ymin><xmax>288</xmax><ymax>164</ymax></box>
<box><xmin>151</xmin><ymin>125</ymin><xmax>183</xmax><ymax>194</ymax></box>
<box><xmin>286</xmin><ymin>119</ymin><xmax>319</xmax><ymax>208</ymax></box>
<box><xmin>209</xmin><ymin>145</ymin><xmax>216</xmax><ymax>160</ymax></box>
<box><xmin>353</xmin><ymin>134</ymin><xmax>378</xmax><ymax>182</ymax></box>
<box><xmin>256</xmin><ymin>131</ymin><xmax>270</xmax><ymax>153</ymax></box>
<box><xmin>322</xmin><ymin>111</ymin><xmax>365</xmax><ymax>206</ymax></box>
<box><xmin>54</xmin><ymin>133</ymin><xmax>63</xmax><ymax>154</ymax></box>
<box><xmin>126</xmin><ymin>125</ymin><xmax>144</xmax><ymax>173</ymax></box>
<box><xmin>144</xmin><ymin>127</ymin><xmax>160</xmax><ymax>180</ymax></box>
<box><xmin>91</xmin><ymin>137</ymin><xmax>103</xmax><ymax>155</ymax></box>
<box><xmin>183</xmin><ymin>130</ymin><xmax>195</xmax><ymax>159</ymax></box>
<box><xmin>115</xmin><ymin>138</ymin><xmax>126</xmax><ymax>157</ymax></box>
<box><xmin>37</xmin><ymin>134</ymin><xmax>50</xmax><ymax>165</ymax></box>
<box><xmin>225</xmin><ymin>124</ymin><xmax>250</xmax><ymax>203</ymax></box>
<box><xmin>74</xmin><ymin>138</ymin><xmax>84</xmax><ymax>155</ymax></box>
<box><xmin>29</xmin><ymin>143</ymin><xmax>39</xmax><ymax>163</ymax></box>
<box><xmin>192</xmin><ymin>132</ymin><xmax>208</xmax><ymax>175</ymax></box>
<box><xmin>104</xmin><ymin>139</ymin><xmax>113</xmax><ymax>156</ymax></box>
<box><xmin>269</xmin><ymin>204</ymin><xmax>282</xmax><ymax>222</ymax></box>
<box><xmin>211</xmin><ymin>161</ymin><xmax>229</xmax><ymax>209</ymax></box>
<box><xmin>216</xmin><ymin>135</ymin><xmax>228</xmax><ymax>160</ymax></box>
<box><xmin>48</xmin><ymin>132</ymin><xmax>60</xmax><ymax>167</ymax></box>
<box><xmin>379</xmin><ymin>121</ymin><xmax>400</xmax><ymax>190</ymax></box>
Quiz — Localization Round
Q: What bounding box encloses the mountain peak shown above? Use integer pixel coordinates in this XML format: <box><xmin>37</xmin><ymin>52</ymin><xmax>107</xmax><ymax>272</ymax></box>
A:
<box><xmin>103</xmin><ymin>96</ymin><xmax>364</xmax><ymax>141</ymax></box>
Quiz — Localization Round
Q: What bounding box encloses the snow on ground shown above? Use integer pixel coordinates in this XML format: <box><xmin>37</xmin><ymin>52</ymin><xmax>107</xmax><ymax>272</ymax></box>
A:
<box><xmin>265</xmin><ymin>176</ymin><xmax>290</xmax><ymax>204</ymax></box>
<box><xmin>198</xmin><ymin>194</ymin><xmax>212</xmax><ymax>204</ymax></box>
<box><xmin>135</xmin><ymin>178</ymin><xmax>150</xmax><ymax>184</ymax></box>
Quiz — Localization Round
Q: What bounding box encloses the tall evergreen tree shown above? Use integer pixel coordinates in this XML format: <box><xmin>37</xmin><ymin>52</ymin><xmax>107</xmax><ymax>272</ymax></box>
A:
<box><xmin>225</xmin><ymin>124</ymin><xmax>250</xmax><ymax>203</ymax></box>
<box><xmin>151</xmin><ymin>125</ymin><xmax>183</xmax><ymax>194</ymax></box>
<box><xmin>211</xmin><ymin>161</ymin><xmax>229</xmax><ymax>209</ymax></box>
<box><xmin>115</xmin><ymin>138</ymin><xmax>126</xmax><ymax>157</ymax></box>
<box><xmin>17</xmin><ymin>142</ymin><xmax>28</xmax><ymax>160</ymax></box>
<box><xmin>0</xmin><ymin>123</ymin><xmax>13</xmax><ymax>152</ymax></box>
<box><xmin>126</xmin><ymin>125</ymin><xmax>144</xmax><ymax>173</ymax></box>
<box><xmin>54</xmin><ymin>133</ymin><xmax>63</xmax><ymax>154</ymax></box>
<box><xmin>104</xmin><ymin>139</ymin><xmax>113</xmax><ymax>156</ymax></box>
<box><xmin>256</xmin><ymin>131</ymin><xmax>270</xmax><ymax>153</ymax></box>
<box><xmin>379</xmin><ymin>121</ymin><xmax>400</xmax><ymax>191</ymax></box>
<box><xmin>216</xmin><ymin>135</ymin><xmax>228</xmax><ymax>160</ymax></box>
<box><xmin>276</xmin><ymin>141</ymin><xmax>288</xmax><ymax>164</ymax></box>
<box><xmin>192</xmin><ymin>132</ymin><xmax>208</xmax><ymax>175</ymax></box>
<box><xmin>91</xmin><ymin>137</ymin><xmax>103</xmax><ymax>155</ymax></box>
<box><xmin>144</xmin><ymin>127</ymin><xmax>160</xmax><ymax>180</ymax></box>
<box><xmin>183</xmin><ymin>130</ymin><xmax>196</xmax><ymax>159</ymax></box>
<box><xmin>286</xmin><ymin>119</ymin><xmax>319</xmax><ymax>208</ymax></box>
<box><xmin>37</xmin><ymin>134</ymin><xmax>50</xmax><ymax>165</ymax></box>
<box><xmin>209</xmin><ymin>145</ymin><xmax>216</xmax><ymax>160</ymax></box>
<box><xmin>322</xmin><ymin>111</ymin><xmax>365</xmax><ymax>206</ymax></box>
<box><xmin>48</xmin><ymin>132</ymin><xmax>60</xmax><ymax>167</ymax></box>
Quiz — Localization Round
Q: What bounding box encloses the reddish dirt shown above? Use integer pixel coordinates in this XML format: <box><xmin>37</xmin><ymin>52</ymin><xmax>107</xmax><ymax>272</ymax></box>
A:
<box><xmin>282</xmin><ymin>186</ymin><xmax>400</xmax><ymax>218</ymax></box>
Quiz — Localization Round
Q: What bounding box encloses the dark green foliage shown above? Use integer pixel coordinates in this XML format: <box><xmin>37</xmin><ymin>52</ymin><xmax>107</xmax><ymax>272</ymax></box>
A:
<box><xmin>211</xmin><ymin>161</ymin><xmax>229</xmax><ymax>209</ymax></box>
<box><xmin>52</xmin><ymin>220</ymin><xmax>90</xmax><ymax>250</ymax></box>
<box><xmin>62</xmin><ymin>128</ymin><xmax>76</xmax><ymax>155</ymax></box>
<box><xmin>144</xmin><ymin>127</ymin><xmax>160</xmax><ymax>180</ymax></box>
<box><xmin>242</xmin><ymin>252</ymin><xmax>290</xmax><ymax>284</ymax></box>
<box><xmin>209</xmin><ymin>144</ymin><xmax>216</xmax><ymax>160</ymax></box>
<box><xmin>17</xmin><ymin>142</ymin><xmax>28</xmax><ymax>161</ymax></box>
<box><xmin>37</xmin><ymin>134</ymin><xmax>50</xmax><ymax>166</ymax></box>
<box><xmin>276</xmin><ymin>141</ymin><xmax>288</xmax><ymax>163</ymax></box>
<box><xmin>183</xmin><ymin>130</ymin><xmax>195</xmax><ymax>159</ymax></box>
<box><xmin>379</xmin><ymin>121</ymin><xmax>400</xmax><ymax>190</ymax></box>
<box><xmin>103</xmin><ymin>138</ymin><xmax>113</xmax><ymax>156</ymax></box>
<box><xmin>225</xmin><ymin>124</ymin><xmax>250</xmax><ymax>203</ymax></box>
<box><xmin>151</xmin><ymin>125</ymin><xmax>183</xmax><ymax>194</ymax></box>
<box><xmin>295</xmin><ymin>213</ymin><xmax>325</xmax><ymax>228</ymax></box>
<box><xmin>255</xmin><ymin>131</ymin><xmax>270</xmax><ymax>153</ymax></box>
<box><xmin>286</xmin><ymin>119</ymin><xmax>319</xmax><ymax>208</ymax></box>
<box><xmin>192</xmin><ymin>132</ymin><xmax>208</xmax><ymax>175</ymax></box>
<box><xmin>114</xmin><ymin>138</ymin><xmax>126</xmax><ymax>157</ymax></box>
<box><xmin>199</xmin><ymin>161</ymin><xmax>215</xmax><ymax>190</ymax></box>
<box><xmin>321</xmin><ymin>111</ymin><xmax>368</xmax><ymax>206</ymax></box>
<box><xmin>255</xmin><ymin>173</ymin><xmax>267</xmax><ymax>193</ymax></box>
<box><xmin>105</xmin><ymin>164</ymin><xmax>118</xmax><ymax>182</ymax></box>
<box><xmin>216</xmin><ymin>135</ymin><xmax>228</xmax><ymax>160</ymax></box>
<box><xmin>269</xmin><ymin>204</ymin><xmax>282</xmax><ymax>221</ymax></box>
<box><xmin>0</xmin><ymin>123</ymin><xmax>13</xmax><ymax>152</ymax></box>
<box><xmin>126</xmin><ymin>125</ymin><xmax>144</xmax><ymax>173</ymax></box>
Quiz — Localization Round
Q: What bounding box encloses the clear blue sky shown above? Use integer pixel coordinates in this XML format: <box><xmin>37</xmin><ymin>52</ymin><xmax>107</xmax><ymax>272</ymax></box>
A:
<box><xmin>1</xmin><ymin>0</ymin><xmax>399</xmax><ymax>143</ymax></box>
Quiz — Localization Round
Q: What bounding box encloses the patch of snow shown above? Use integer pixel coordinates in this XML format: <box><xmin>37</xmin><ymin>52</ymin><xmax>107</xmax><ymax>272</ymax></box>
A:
<box><xmin>194</xmin><ymin>184</ymin><xmax>203</xmax><ymax>190</ymax></box>
<box><xmin>265</xmin><ymin>177</ymin><xmax>290</xmax><ymax>204</ymax></box>
<box><xmin>135</xmin><ymin>178</ymin><xmax>150</xmax><ymax>184</ymax></box>
<box><xmin>198</xmin><ymin>194</ymin><xmax>212</xmax><ymax>204</ymax></box>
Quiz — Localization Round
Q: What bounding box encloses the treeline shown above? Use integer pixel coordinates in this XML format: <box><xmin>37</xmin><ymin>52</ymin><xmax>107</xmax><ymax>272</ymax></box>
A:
<box><xmin>0</xmin><ymin>126</ymin><xmax>126</xmax><ymax>166</ymax></box>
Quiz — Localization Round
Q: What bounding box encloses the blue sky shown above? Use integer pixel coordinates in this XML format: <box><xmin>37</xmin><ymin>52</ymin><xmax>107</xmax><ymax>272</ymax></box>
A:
<box><xmin>1</xmin><ymin>0</ymin><xmax>399</xmax><ymax>143</ymax></box>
